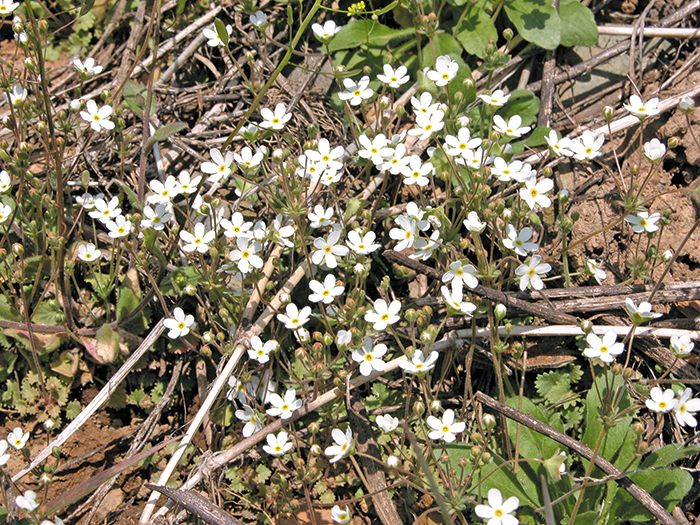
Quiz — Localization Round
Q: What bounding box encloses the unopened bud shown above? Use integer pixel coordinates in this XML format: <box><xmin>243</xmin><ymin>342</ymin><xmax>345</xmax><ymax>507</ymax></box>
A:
<box><xmin>667</xmin><ymin>136</ymin><xmax>680</xmax><ymax>149</ymax></box>
<box><xmin>413</xmin><ymin>401</ymin><xmax>425</xmax><ymax>416</ymax></box>
<box><xmin>679</xmin><ymin>96</ymin><xmax>695</xmax><ymax>113</ymax></box>
<box><xmin>603</xmin><ymin>105</ymin><xmax>614</xmax><ymax>121</ymax></box>
<box><xmin>502</xmin><ymin>27</ymin><xmax>514</xmax><ymax>40</ymax></box>
<box><xmin>494</xmin><ymin>304</ymin><xmax>507</xmax><ymax>320</ymax></box>
<box><xmin>580</xmin><ymin>320</ymin><xmax>593</xmax><ymax>334</ymax></box>
<box><xmin>483</xmin><ymin>413</ymin><xmax>496</xmax><ymax>429</ymax></box>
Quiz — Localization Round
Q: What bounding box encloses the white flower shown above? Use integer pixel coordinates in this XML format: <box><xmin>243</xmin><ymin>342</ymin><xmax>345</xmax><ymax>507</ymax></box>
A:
<box><xmin>180</xmin><ymin>222</ymin><xmax>216</xmax><ymax>253</ymax></box>
<box><xmin>330</xmin><ymin>505</ymin><xmax>351</xmax><ymax>524</ymax></box>
<box><xmin>203</xmin><ymin>24</ymin><xmax>231</xmax><ymax>47</ymax></box>
<box><xmin>426</xmin><ymin>409</ymin><xmax>466</xmax><ymax>442</ymax></box>
<box><xmin>77</xmin><ymin>243</ymin><xmax>101</xmax><ymax>262</ymax></box>
<box><xmin>408</xmin><ymin>109</ymin><xmax>445</xmax><ymax>140</ymax></box>
<box><xmin>491</xmin><ymin>158</ymin><xmax>529</xmax><ymax>183</ymax></box>
<box><xmin>141</xmin><ymin>204</ymin><xmax>172</xmax><ymax>231</ymax></box>
<box><xmin>177</xmin><ymin>171</ymin><xmax>201</xmax><ymax>194</ymax></box>
<box><xmin>411</xmin><ymin>230</ymin><xmax>441</xmax><ymax>261</ymax></box>
<box><xmin>365</xmin><ymin>299</ymin><xmax>401</xmax><ymax>331</ymax></box>
<box><xmin>266</xmin><ymin>388</ymin><xmax>302</xmax><ymax>419</ymax></box>
<box><xmin>338</xmin><ymin>76</ymin><xmax>373</xmax><ymax>106</ymax></box>
<box><xmin>493</xmin><ymin>115</ymin><xmax>531</xmax><ymax>138</ymax></box>
<box><xmin>646</xmin><ymin>386</ymin><xmax>677</xmax><ymax>413</ymax></box>
<box><xmin>478</xmin><ymin>89</ymin><xmax>510</xmax><ymax>108</ymax></box>
<box><xmin>220</xmin><ymin>212</ymin><xmax>253</xmax><ymax>239</ymax></box>
<box><xmin>357</xmin><ymin>133</ymin><xmax>393</xmax><ymax>165</ymax></box>
<box><xmin>89</xmin><ymin>196</ymin><xmax>121</xmax><ymax>223</ymax></box>
<box><xmin>308</xmin><ymin>274</ymin><xmax>345</xmax><ymax>304</ymax></box>
<box><xmin>147</xmin><ymin>176</ymin><xmax>180</xmax><ymax>204</ymax></box>
<box><xmin>307</xmin><ymin>205</ymin><xmax>334</xmax><ymax>229</ymax></box>
<box><xmin>346</xmin><ymin>229</ymin><xmax>381</xmax><ymax>254</ymax></box>
<box><xmin>352</xmin><ymin>337</ymin><xmax>388</xmax><ymax>376</ymax></box>
<box><xmin>337</xmin><ymin>329</ymin><xmax>352</xmax><ymax>347</ymax></box>
<box><xmin>80</xmin><ymin>100</ymin><xmax>115</xmax><ymax>132</ymax></box>
<box><xmin>503</xmin><ymin>225</ymin><xmax>538</xmax><ymax>257</ymax></box>
<box><xmin>389</xmin><ymin>215</ymin><xmax>418</xmax><ymax>252</ymax></box>
<box><xmin>201</xmin><ymin>148</ymin><xmax>234</xmax><ymax>183</ymax></box>
<box><xmin>312</xmin><ymin>20</ymin><xmax>342</xmax><ymax>43</ymax></box>
<box><xmin>624</xmin><ymin>95</ymin><xmax>660</xmax><ymax>120</ymax></box>
<box><xmin>441</xmin><ymin>285</ymin><xmax>477</xmax><ymax>316</ymax></box>
<box><xmin>426</xmin><ymin>55</ymin><xmax>458</xmax><ymax>87</ymax></box>
<box><xmin>386</xmin><ymin>455</ymin><xmax>399</xmax><ymax>467</ymax></box>
<box><xmin>249</xmin><ymin>10</ymin><xmax>267</xmax><ymax>28</ymax></box>
<box><xmin>586</xmin><ymin>259</ymin><xmax>606</xmax><ymax>284</ymax></box>
<box><xmin>0</xmin><ymin>0</ymin><xmax>19</xmax><ymax>16</ymax></box>
<box><xmin>545</xmin><ymin>130</ymin><xmax>574</xmax><ymax>157</ymax></box>
<box><xmin>248</xmin><ymin>336</ymin><xmax>278</xmax><ymax>364</ymax></box>
<box><xmin>463</xmin><ymin>211</ymin><xmax>486</xmax><ymax>233</ymax></box>
<box><xmin>259</xmin><ymin>103</ymin><xmax>292</xmax><ymax>130</ymax></box>
<box><xmin>15</xmin><ymin>490</ymin><xmax>38</xmax><ymax>512</ymax></box>
<box><xmin>164</xmin><ymin>307</ymin><xmax>194</xmax><ymax>339</ymax></box>
<box><xmin>73</xmin><ymin>57</ymin><xmax>103</xmax><ymax>76</ymax></box>
<box><xmin>105</xmin><ymin>215</ymin><xmax>132</xmax><ymax>238</ymax></box>
<box><xmin>625</xmin><ymin>298</ymin><xmax>662</xmax><ymax>323</ymax></box>
<box><xmin>325</xmin><ymin>427</ymin><xmax>353</xmax><ymax>463</ymax></box>
<box><xmin>277</xmin><ymin>303</ymin><xmax>312</xmax><ymax>330</ymax></box>
<box><xmin>400</xmin><ymin>155</ymin><xmax>433</xmax><ymax>186</ymax></box>
<box><xmin>679</xmin><ymin>96</ymin><xmax>695</xmax><ymax>112</ymax></box>
<box><xmin>442</xmin><ymin>261</ymin><xmax>479</xmax><ymax>293</ymax></box>
<box><xmin>228</xmin><ymin>237</ymin><xmax>263</xmax><ymax>274</ymax></box>
<box><xmin>670</xmin><ymin>334</ymin><xmax>694</xmax><ymax>356</ymax></box>
<box><xmin>271</xmin><ymin>214</ymin><xmax>295</xmax><ymax>247</ymax></box>
<box><xmin>233</xmin><ymin>146</ymin><xmax>264</xmax><ymax>175</ymax></box>
<box><xmin>411</xmin><ymin>92</ymin><xmax>440</xmax><ymax>116</ymax></box>
<box><xmin>311</xmin><ymin>229</ymin><xmax>349</xmax><ymax>269</ymax></box>
<box><xmin>519</xmin><ymin>175</ymin><xmax>553</xmax><ymax>210</ymax></box>
<box><xmin>625</xmin><ymin>212</ymin><xmax>661</xmax><ymax>233</ymax></box>
<box><xmin>475</xmin><ymin>488</ymin><xmax>519</xmax><ymax>525</ymax></box>
<box><xmin>571</xmin><ymin>130</ymin><xmax>604</xmax><ymax>160</ymax></box>
<box><xmin>673</xmin><ymin>388</ymin><xmax>700</xmax><ymax>427</ymax></box>
<box><xmin>463</xmin><ymin>147</ymin><xmax>487</xmax><ymax>170</ymax></box>
<box><xmin>375</xmin><ymin>414</ymin><xmax>399</xmax><ymax>433</ymax></box>
<box><xmin>377</xmin><ymin>64</ymin><xmax>409</xmax><ymax>88</ymax></box>
<box><xmin>8</xmin><ymin>427</ymin><xmax>28</xmax><ymax>449</ymax></box>
<box><xmin>398</xmin><ymin>350</ymin><xmax>439</xmax><ymax>374</ymax></box>
<box><xmin>305</xmin><ymin>138</ymin><xmax>344</xmax><ymax>172</ymax></box>
<box><xmin>263</xmin><ymin>430</ymin><xmax>294</xmax><ymax>456</ymax></box>
<box><xmin>75</xmin><ymin>191</ymin><xmax>104</xmax><ymax>209</ymax></box>
<box><xmin>644</xmin><ymin>138</ymin><xmax>666</xmax><ymax>161</ymax></box>
<box><xmin>584</xmin><ymin>330</ymin><xmax>625</xmax><ymax>363</ymax></box>
<box><xmin>444</xmin><ymin>127</ymin><xmax>482</xmax><ymax>158</ymax></box>
<box><xmin>235</xmin><ymin>405</ymin><xmax>263</xmax><ymax>437</ymax></box>
<box><xmin>515</xmin><ymin>255</ymin><xmax>551</xmax><ymax>291</ymax></box>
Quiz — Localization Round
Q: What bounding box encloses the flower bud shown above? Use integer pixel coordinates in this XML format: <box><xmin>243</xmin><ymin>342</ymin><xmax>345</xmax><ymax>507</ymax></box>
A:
<box><xmin>323</xmin><ymin>333</ymin><xmax>334</xmax><ymax>347</ymax></box>
<box><xmin>494</xmin><ymin>304</ymin><xmax>507</xmax><ymax>320</ymax></box>
<box><xmin>580</xmin><ymin>320</ymin><xmax>593</xmax><ymax>334</ymax></box>
<box><xmin>430</xmin><ymin>399</ymin><xmax>441</xmax><ymax>410</ymax></box>
<box><xmin>413</xmin><ymin>401</ymin><xmax>425</xmax><ymax>416</ymax></box>
<box><xmin>309</xmin><ymin>422</ymin><xmax>320</xmax><ymax>434</ymax></box>
<box><xmin>558</xmin><ymin>189</ymin><xmax>570</xmax><ymax>204</ymax></box>
<box><xmin>502</xmin><ymin>27</ymin><xmax>514</xmax><ymax>40</ymax></box>
<box><xmin>386</xmin><ymin>455</ymin><xmax>399</xmax><ymax>467</ymax></box>
<box><xmin>11</xmin><ymin>243</ymin><xmax>23</xmax><ymax>257</ymax></box>
<box><xmin>661</xmin><ymin>250</ymin><xmax>673</xmax><ymax>262</ymax></box>
<box><xmin>633</xmin><ymin>422</ymin><xmax>645</xmax><ymax>435</ymax></box>
<box><xmin>603</xmin><ymin>105</ymin><xmax>614</xmax><ymax>121</ymax></box>
<box><xmin>611</xmin><ymin>363</ymin><xmax>622</xmax><ymax>375</ymax></box>
<box><xmin>679</xmin><ymin>96</ymin><xmax>695</xmax><ymax>113</ymax></box>
<box><xmin>483</xmin><ymin>413</ymin><xmax>496</xmax><ymax>429</ymax></box>
<box><xmin>404</xmin><ymin>308</ymin><xmax>418</xmax><ymax>323</ymax></box>
<box><xmin>667</xmin><ymin>136</ymin><xmax>680</xmax><ymax>149</ymax></box>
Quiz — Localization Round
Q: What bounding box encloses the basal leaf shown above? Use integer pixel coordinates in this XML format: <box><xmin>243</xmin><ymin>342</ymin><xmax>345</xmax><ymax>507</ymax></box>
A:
<box><xmin>559</xmin><ymin>0</ymin><xmax>598</xmax><ymax>47</ymax></box>
<box><xmin>504</xmin><ymin>0</ymin><xmax>561</xmax><ymax>50</ymax></box>
<box><xmin>454</xmin><ymin>2</ymin><xmax>498</xmax><ymax>59</ymax></box>
<box><xmin>144</xmin><ymin>121</ymin><xmax>188</xmax><ymax>151</ymax></box>
<box><xmin>497</xmin><ymin>89</ymin><xmax>540</xmax><ymax>126</ymax></box>
<box><xmin>329</xmin><ymin>19</ymin><xmax>413</xmax><ymax>52</ymax></box>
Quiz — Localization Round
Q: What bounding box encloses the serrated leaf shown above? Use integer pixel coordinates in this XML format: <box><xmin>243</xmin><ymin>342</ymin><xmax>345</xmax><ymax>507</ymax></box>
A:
<box><xmin>144</xmin><ymin>122</ymin><xmax>188</xmax><ymax>151</ymax></box>
<box><xmin>504</xmin><ymin>0</ymin><xmax>561</xmax><ymax>50</ymax></box>
<box><xmin>255</xmin><ymin>464</ymin><xmax>272</xmax><ymax>483</ymax></box>
<box><xmin>319</xmin><ymin>491</ymin><xmax>336</xmax><ymax>504</ymax></box>
<box><xmin>329</xmin><ymin>19</ymin><xmax>413</xmax><ymax>52</ymax></box>
<box><xmin>454</xmin><ymin>2</ymin><xmax>498</xmax><ymax>59</ymax></box>
<box><xmin>66</xmin><ymin>400</ymin><xmax>81</xmax><ymax>420</ymax></box>
<box><xmin>314</xmin><ymin>481</ymin><xmax>328</xmax><ymax>495</ymax></box>
<box><xmin>559</xmin><ymin>0</ymin><xmax>598</xmax><ymax>47</ymax></box>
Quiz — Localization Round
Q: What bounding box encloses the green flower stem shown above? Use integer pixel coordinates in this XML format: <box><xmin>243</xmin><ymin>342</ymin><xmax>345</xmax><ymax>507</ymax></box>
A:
<box><xmin>223</xmin><ymin>1</ymin><xmax>325</xmax><ymax>150</ymax></box>
<box><xmin>561</xmin><ymin>231</ymin><xmax>571</xmax><ymax>287</ymax></box>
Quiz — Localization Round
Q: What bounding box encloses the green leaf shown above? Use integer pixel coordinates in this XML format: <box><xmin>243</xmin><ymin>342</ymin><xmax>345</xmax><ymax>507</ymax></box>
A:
<box><xmin>214</xmin><ymin>18</ymin><xmax>230</xmax><ymax>47</ymax></box>
<box><xmin>144</xmin><ymin>122</ymin><xmax>188</xmax><ymax>151</ymax></box>
<box><xmin>66</xmin><ymin>400</ymin><xmax>81</xmax><ymax>420</ymax></box>
<box><xmin>116</xmin><ymin>269</ymin><xmax>140</xmax><ymax>322</ymax></box>
<box><xmin>255</xmin><ymin>464</ymin><xmax>272</xmax><ymax>483</ymax></box>
<box><xmin>79</xmin><ymin>0</ymin><xmax>95</xmax><ymax>16</ymax></box>
<box><xmin>0</xmin><ymin>294</ymin><xmax>22</xmax><ymax>322</ymax></box>
<box><xmin>504</xmin><ymin>0</ymin><xmax>561</xmax><ymax>50</ymax></box>
<box><xmin>640</xmin><ymin>444</ymin><xmax>700</xmax><ymax>469</ymax></box>
<box><xmin>344</xmin><ymin>198</ymin><xmax>370</xmax><ymax>222</ymax></box>
<box><xmin>559</xmin><ymin>0</ymin><xmax>598</xmax><ymax>47</ymax></box>
<box><xmin>505</xmin><ymin>396</ymin><xmax>561</xmax><ymax>461</ymax></box>
<box><xmin>454</xmin><ymin>3</ymin><xmax>498</xmax><ymax>59</ymax></box>
<box><xmin>123</xmin><ymin>81</ymin><xmax>157</xmax><ymax>118</ymax></box>
<box><xmin>328</xmin><ymin>19</ymin><xmax>413</xmax><ymax>52</ymax></box>
<box><xmin>525</xmin><ymin>126</ymin><xmax>553</xmax><ymax>147</ymax></box>
<box><xmin>421</xmin><ymin>32</ymin><xmax>462</xmax><ymax>66</ymax></box>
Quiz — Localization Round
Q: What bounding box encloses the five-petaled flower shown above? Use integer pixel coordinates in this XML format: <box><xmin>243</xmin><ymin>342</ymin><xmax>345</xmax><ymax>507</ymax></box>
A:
<box><xmin>673</xmin><ymin>388</ymin><xmax>700</xmax><ymax>427</ymax></box>
<box><xmin>77</xmin><ymin>243</ymin><xmax>101</xmax><ymax>262</ymax></box>
<box><xmin>515</xmin><ymin>255</ymin><xmax>551</xmax><ymax>291</ymax></box>
<box><xmin>180</xmin><ymin>222</ymin><xmax>216</xmax><ymax>253</ymax></box>
<box><xmin>493</xmin><ymin>115</ymin><xmax>531</xmax><ymax>138</ymax></box>
<box><xmin>259</xmin><ymin>103</ymin><xmax>292</xmax><ymax>130</ymax></box>
<box><xmin>625</xmin><ymin>211</ymin><xmax>661</xmax><ymax>234</ymax></box>
<box><xmin>625</xmin><ymin>298</ymin><xmax>662</xmax><ymax>324</ymax></box>
<box><xmin>80</xmin><ymin>100</ymin><xmax>115</xmax><ymax>132</ymax></box>
<box><xmin>277</xmin><ymin>303</ymin><xmax>312</xmax><ymax>330</ymax></box>
<box><xmin>583</xmin><ymin>330</ymin><xmax>625</xmax><ymax>363</ymax></box>
<box><xmin>0</xmin><ymin>0</ymin><xmax>19</xmax><ymax>16</ymax></box>
<box><xmin>624</xmin><ymin>94</ymin><xmax>660</xmax><ymax>120</ymax></box>
<box><xmin>164</xmin><ymin>307</ymin><xmax>194</xmax><ymax>339</ymax></box>
<box><xmin>338</xmin><ymin>76</ymin><xmax>373</xmax><ymax>106</ymax></box>
<box><xmin>330</xmin><ymin>505</ymin><xmax>351</xmax><ymax>524</ymax></box>
<box><xmin>73</xmin><ymin>57</ymin><xmax>103</xmax><ymax>76</ymax></box>
<box><xmin>426</xmin><ymin>409</ymin><xmax>466</xmax><ymax>442</ymax></box>
<box><xmin>263</xmin><ymin>430</ymin><xmax>294</xmax><ymax>456</ymax></box>
<box><xmin>8</xmin><ymin>427</ymin><xmax>29</xmax><ymax>449</ymax></box>
<box><xmin>646</xmin><ymin>386</ymin><xmax>677</xmax><ymax>413</ymax></box>
<box><xmin>475</xmin><ymin>488</ymin><xmax>520</xmax><ymax>525</ymax></box>
<box><xmin>671</xmin><ymin>334</ymin><xmax>694</xmax><ymax>356</ymax></box>
<box><xmin>426</xmin><ymin>55</ymin><xmax>458</xmax><ymax>87</ymax></box>
<box><xmin>15</xmin><ymin>490</ymin><xmax>38</xmax><ymax>512</ymax></box>
<box><xmin>312</xmin><ymin>20</ymin><xmax>342</xmax><ymax>44</ymax></box>
<box><xmin>377</xmin><ymin>64</ymin><xmax>410</xmax><ymax>88</ymax></box>
<box><xmin>352</xmin><ymin>337</ymin><xmax>388</xmax><ymax>376</ymax></box>
<box><xmin>398</xmin><ymin>350</ymin><xmax>439</xmax><ymax>374</ymax></box>
<box><xmin>365</xmin><ymin>299</ymin><xmax>401</xmax><ymax>330</ymax></box>
<box><xmin>308</xmin><ymin>274</ymin><xmax>345</xmax><ymax>304</ymax></box>
<box><xmin>248</xmin><ymin>336</ymin><xmax>278</xmax><ymax>364</ymax></box>
<box><xmin>266</xmin><ymin>388</ymin><xmax>302</xmax><ymax>419</ymax></box>
<box><xmin>478</xmin><ymin>89</ymin><xmax>510</xmax><ymax>108</ymax></box>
